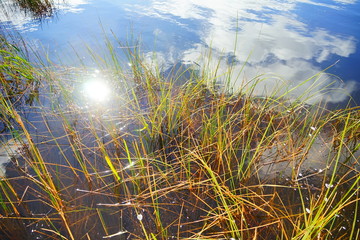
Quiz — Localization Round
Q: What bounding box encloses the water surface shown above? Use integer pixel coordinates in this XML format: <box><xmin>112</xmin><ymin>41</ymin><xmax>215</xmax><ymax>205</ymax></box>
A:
<box><xmin>1</xmin><ymin>0</ymin><xmax>360</xmax><ymax>106</ymax></box>
<box><xmin>0</xmin><ymin>2</ymin><xmax>359</xmax><ymax>238</ymax></box>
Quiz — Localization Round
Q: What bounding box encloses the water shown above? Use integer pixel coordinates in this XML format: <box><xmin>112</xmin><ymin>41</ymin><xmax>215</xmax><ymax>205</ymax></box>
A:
<box><xmin>1</xmin><ymin>0</ymin><xmax>360</xmax><ymax>106</ymax></box>
<box><xmin>0</xmin><ymin>1</ymin><xmax>359</xmax><ymax>239</ymax></box>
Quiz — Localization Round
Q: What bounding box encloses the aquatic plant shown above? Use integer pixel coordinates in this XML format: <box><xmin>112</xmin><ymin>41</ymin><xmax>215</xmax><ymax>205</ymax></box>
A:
<box><xmin>0</xmin><ymin>34</ymin><xmax>359</xmax><ymax>240</ymax></box>
<box><xmin>0</xmin><ymin>35</ymin><xmax>40</xmax><ymax>133</ymax></box>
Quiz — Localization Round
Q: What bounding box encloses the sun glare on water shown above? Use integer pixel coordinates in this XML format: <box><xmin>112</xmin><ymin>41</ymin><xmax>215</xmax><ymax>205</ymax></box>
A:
<box><xmin>83</xmin><ymin>79</ymin><xmax>111</xmax><ymax>103</ymax></box>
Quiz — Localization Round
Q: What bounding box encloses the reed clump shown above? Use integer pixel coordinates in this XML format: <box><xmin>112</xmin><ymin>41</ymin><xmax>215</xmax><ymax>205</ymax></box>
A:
<box><xmin>0</xmin><ymin>35</ymin><xmax>359</xmax><ymax>240</ymax></box>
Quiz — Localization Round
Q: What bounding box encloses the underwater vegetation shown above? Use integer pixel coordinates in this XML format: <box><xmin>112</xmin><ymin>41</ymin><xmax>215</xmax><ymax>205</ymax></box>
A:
<box><xmin>0</xmin><ymin>33</ymin><xmax>359</xmax><ymax>240</ymax></box>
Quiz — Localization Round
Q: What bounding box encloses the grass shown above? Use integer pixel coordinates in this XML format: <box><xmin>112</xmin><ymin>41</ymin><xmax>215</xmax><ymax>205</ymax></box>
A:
<box><xmin>0</xmin><ymin>33</ymin><xmax>359</xmax><ymax>240</ymax></box>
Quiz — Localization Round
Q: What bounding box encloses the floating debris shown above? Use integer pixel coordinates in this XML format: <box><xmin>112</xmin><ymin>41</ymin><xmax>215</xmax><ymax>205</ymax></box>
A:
<box><xmin>103</xmin><ymin>230</ymin><xmax>128</xmax><ymax>238</ymax></box>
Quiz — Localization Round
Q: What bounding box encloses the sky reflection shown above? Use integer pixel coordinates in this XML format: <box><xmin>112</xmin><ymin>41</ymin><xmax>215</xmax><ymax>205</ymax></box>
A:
<box><xmin>0</xmin><ymin>0</ymin><xmax>359</xmax><ymax>105</ymax></box>
<box><xmin>129</xmin><ymin>0</ymin><xmax>358</xmax><ymax>104</ymax></box>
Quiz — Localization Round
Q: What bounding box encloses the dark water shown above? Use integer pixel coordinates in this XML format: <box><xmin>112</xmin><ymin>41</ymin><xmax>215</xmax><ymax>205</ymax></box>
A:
<box><xmin>1</xmin><ymin>0</ymin><xmax>360</xmax><ymax>106</ymax></box>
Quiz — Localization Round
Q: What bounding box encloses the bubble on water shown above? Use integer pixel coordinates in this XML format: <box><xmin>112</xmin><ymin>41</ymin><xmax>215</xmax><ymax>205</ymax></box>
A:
<box><xmin>306</xmin><ymin>208</ymin><xmax>311</xmax><ymax>214</ymax></box>
<box><xmin>310</xmin><ymin>126</ymin><xmax>316</xmax><ymax>131</ymax></box>
<box><xmin>137</xmin><ymin>214</ymin><xmax>143</xmax><ymax>221</ymax></box>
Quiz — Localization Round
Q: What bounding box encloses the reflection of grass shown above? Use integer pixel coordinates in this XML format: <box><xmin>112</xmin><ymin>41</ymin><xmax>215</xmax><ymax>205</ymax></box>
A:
<box><xmin>0</xmin><ymin>35</ymin><xmax>359</xmax><ymax>240</ymax></box>
<box><xmin>0</xmin><ymin>35</ymin><xmax>40</xmax><ymax>132</ymax></box>
<box><xmin>13</xmin><ymin>0</ymin><xmax>54</xmax><ymax>18</ymax></box>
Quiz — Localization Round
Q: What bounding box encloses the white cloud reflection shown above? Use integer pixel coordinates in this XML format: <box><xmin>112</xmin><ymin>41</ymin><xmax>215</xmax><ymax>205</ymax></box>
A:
<box><xmin>333</xmin><ymin>0</ymin><xmax>357</xmax><ymax>4</ymax></box>
<box><xmin>128</xmin><ymin>0</ymin><xmax>358</xmax><ymax>104</ymax></box>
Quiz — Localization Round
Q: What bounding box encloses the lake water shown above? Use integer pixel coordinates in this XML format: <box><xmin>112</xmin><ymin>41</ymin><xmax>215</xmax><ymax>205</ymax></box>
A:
<box><xmin>0</xmin><ymin>1</ymin><xmax>359</xmax><ymax>239</ymax></box>
<box><xmin>1</xmin><ymin>0</ymin><xmax>360</xmax><ymax>106</ymax></box>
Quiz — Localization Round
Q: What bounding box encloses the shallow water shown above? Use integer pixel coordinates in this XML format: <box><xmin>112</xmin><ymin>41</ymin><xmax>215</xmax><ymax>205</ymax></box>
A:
<box><xmin>0</xmin><ymin>1</ymin><xmax>359</xmax><ymax>239</ymax></box>
<box><xmin>258</xmin><ymin>129</ymin><xmax>360</xmax><ymax>181</ymax></box>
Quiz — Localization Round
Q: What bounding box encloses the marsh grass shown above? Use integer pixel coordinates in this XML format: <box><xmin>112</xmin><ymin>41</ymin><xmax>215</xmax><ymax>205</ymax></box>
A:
<box><xmin>0</xmin><ymin>34</ymin><xmax>359</xmax><ymax>239</ymax></box>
